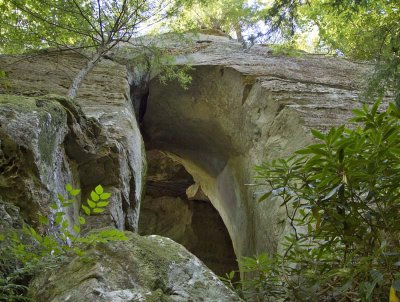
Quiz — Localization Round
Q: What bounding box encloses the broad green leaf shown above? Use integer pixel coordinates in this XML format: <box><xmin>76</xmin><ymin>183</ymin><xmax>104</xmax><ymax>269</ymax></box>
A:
<box><xmin>79</xmin><ymin>216</ymin><xmax>86</xmax><ymax>225</ymax></box>
<box><xmin>91</xmin><ymin>191</ymin><xmax>100</xmax><ymax>201</ymax></box>
<box><xmin>93</xmin><ymin>208</ymin><xmax>105</xmax><ymax>214</ymax></box>
<box><xmin>82</xmin><ymin>205</ymin><xmax>90</xmax><ymax>215</ymax></box>
<box><xmin>50</xmin><ymin>203</ymin><xmax>58</xmax><ymax>210</ymax></box>
<box><xmin>100</xmin><ymin>193</ymin><xmax>111</xmax><ymax>200</ymax></box>
<box><xmin>87</xmin><ymin>199</ymin><xmax>96</xmax><ymax>208</ymax></box>
<box><xmin>66</xmin><ymin>184</ymin><xmax>73</xmax><ymax>192</ymax></box>
<box><xmin>97</xmin><ymin>201</ymin><xmax>109</xmax><ymax>207</ymax></box>
<box><xmin>95</xmin><ymin>185</ymin><xmax>104</xmax><ymax>195</ymax></box>
<box><xmin>70</xmin><ymin>189</ymin><xmax>80</xmax><ymax>196</ymax></box>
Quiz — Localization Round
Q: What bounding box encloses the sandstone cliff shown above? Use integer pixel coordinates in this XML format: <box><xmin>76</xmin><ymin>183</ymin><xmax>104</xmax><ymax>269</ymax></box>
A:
<box><xmin>0</xmin><ymin>34</ymin><xmax>370</xmax><ymax>299</ymax></box>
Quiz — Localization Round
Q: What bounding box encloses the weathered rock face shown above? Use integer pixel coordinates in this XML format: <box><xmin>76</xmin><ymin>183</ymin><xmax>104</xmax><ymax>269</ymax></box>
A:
<box><xmin>0</xmin><ymin>34</ymin><xmax>372</xmax><ymax>283</ymax></box>
<box><xmin>0</xmin><ymin>94</ymin><xmax>95</xmax><ymax>228</ymax></box>
<box><xmin>29</xmin><ymin>231</ymin><xmax>242</xmax><ymax>302</ymax></box>
<box><xmin>0</xmin><ymin>54</ymin><xmax>146</xmax><ymax>231</ymax></box>
<box><xmin>140</xmin><ymin>34</ymin><xmax>371</xmax><ymax>258</ymax></box>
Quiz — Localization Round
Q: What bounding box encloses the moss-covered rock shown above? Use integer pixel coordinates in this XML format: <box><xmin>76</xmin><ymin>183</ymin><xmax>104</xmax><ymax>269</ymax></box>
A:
<box><xmin>28</xmin><ymin>232</ymin><xmax>242</xmax><ymax>302</ymax></box>
<box><xmin>0</xmin><ymin>94</ymin><xmax>73</xmax><ymax>225</ymax></box>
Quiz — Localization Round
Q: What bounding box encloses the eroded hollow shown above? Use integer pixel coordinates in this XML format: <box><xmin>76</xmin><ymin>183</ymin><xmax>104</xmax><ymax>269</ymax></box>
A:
<box><xmin>138</xmin><ymin>150</ymin><xmax>239</xmax><ymax>276</ymax></box>
<box><xmin>133</xmin><ymin>64</ymin><xmax>264</xmax><ymax>277</ymax></box>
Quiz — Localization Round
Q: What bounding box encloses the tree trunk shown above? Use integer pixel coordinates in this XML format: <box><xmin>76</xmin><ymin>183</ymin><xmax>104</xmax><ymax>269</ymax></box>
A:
<box><xmin>234</xmin><ymin>23</ymin><xmax>244</xmax><ymax>45</ymax></box>
<box><xmin>67</xmin><ymin>50</ymin><xmax>103</xmax><ymax>99</ymax></box>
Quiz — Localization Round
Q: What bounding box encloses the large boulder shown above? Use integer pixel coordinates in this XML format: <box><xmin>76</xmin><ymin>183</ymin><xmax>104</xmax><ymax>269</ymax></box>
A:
<box><xmin>28</xmin><ymin>232</ymin><xmax>242</xmax><ymax>302</ymax></box>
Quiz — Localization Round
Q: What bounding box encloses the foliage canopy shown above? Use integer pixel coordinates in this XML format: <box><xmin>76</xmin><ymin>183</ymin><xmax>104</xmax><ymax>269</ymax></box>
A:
<box><xmin>264</xmin><ymin>0</ymin><xmax>400</xmax><ymax>102</ymax></box>
<box><xmin>0</xmin><ymin>0</ymin><xmax>193</xmax><ymax>98</ymax></box>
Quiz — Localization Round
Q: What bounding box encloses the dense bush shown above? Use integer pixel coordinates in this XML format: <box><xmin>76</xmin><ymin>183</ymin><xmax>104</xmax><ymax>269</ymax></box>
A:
<box><xmin>224</xmin><ymin>101</ymin><xmax>400</xmax><ymax>301</ymax></box>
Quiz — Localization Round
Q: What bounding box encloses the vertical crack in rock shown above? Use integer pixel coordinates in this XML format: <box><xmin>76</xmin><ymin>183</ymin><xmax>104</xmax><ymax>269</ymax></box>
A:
<box><xmin>127</xmin><ymin>58</ymin><xmax>151</xmax><ymax>125</ymax></box>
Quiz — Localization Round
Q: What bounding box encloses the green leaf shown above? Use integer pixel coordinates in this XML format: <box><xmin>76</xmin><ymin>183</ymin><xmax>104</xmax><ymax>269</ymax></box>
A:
<box><xmin>87</xmin><ymin>199</ymin><xmax>96</xmax><ymax>208</ymax></box>
<box><xmin>66</xmin><ymin>184</ymin><xmax>73</xmax><ymax>192</ymax></box>
<box><xmin>50</xmin><ymin>203</ymin><xmax>58</xmax><ymax>210</ymax></box>
<box><xmin>93</xmin><ymin>208</ymin><xmax>105</xmax><ymax>214</ymax></box>
<box><xmin>62</xmin><ymin>201</ymin><xmax>72</xmax><ymax>208</ymax></box>
<box><xmin>82</xmin><ymin>205</ymin><xmax>90</xmax><ymax>215</ymax></box>
<box><xmin>30</xmin><ymin>228</ymin><xmax>42</xmax><ymax>243</ymax></box>
<box><xmin>70</xmin><ymin>189</ymin><xmax>80</xmax><ymax>196</ymax></box>
<box><xmin>100</xmin><ymin>192</ymin><xmax>111</xmax><ymax>200</ymax></box>
<box><xmin>73</xmin><ymin>247</ymin><xmax>84</xmax><ymax>257</ymax></box>
<box><xmin>55</xmin><ymin>212</ymin><xmax>64</xmax><ymax>224</ymax></box>
<box><xmin>38</xmin><ymin>215</ymin><xmax>49</xmax><ymax>225</ymax></box>
<box><xmin>73</xmin><ymin>224</ymin><xmax>80</xmax><ymax>234</ymax></box>
<box><xmin>258</xmin><ymin>191</ymin><xmax>272</xmax><ymax>202</ymax></box>
<box><xmin>57</xmin><ymin>193</ymin><xmax>65</xmax><ymax>202</ymax></box>
<box><xmin>311</xmin><ymin>129</ymin><xmax>326</xmax><ymax>140</ymax></box>
<box><xmin>62</xmin><ymin>220</ymin><xmax>69</xmax><ymax>229</ymax></box>
<box><xmin>91</xmin><ymin>191</ymin><xmax>100</xmax><ymax>202</ymax></box>
<box><xmin>79</xmin><ymin>216</ymin><xmax>86</xmax><ymax>225</ymax></box>
<box><xmin>321</xmin><ymin>184</ymin><xmax>343</xmax><ymax>201</ymax></box>
<box><xmin>97</xmin><ymin>201</ymin><xmax>109</xmax><ymax>207</ymax></box>
<box><xmin>95</xmin><ymin>185</ymin><xmax>104</xmax><ymax>195</ymax></box>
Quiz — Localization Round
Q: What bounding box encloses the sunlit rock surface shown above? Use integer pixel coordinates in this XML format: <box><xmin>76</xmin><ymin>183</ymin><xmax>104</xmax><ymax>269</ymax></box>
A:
<box><xmin>28</xmin><ymin>232</ymin><xmax>242</xmax><ymax>302</ymax></box>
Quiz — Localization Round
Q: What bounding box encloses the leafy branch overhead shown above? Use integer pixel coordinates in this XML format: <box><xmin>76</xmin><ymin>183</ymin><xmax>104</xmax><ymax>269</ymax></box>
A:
<box><xmin>1</xmin><ymin>0</ymin><xmax>193</xmax><ymax>98</ymax></box>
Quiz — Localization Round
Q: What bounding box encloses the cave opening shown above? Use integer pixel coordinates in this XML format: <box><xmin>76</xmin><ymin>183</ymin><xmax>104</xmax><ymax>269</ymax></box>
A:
<box><xmin>138</xmin><ymin>149</ymin><xmax>239</xmax><ymax>277</ymax></box>
<box><xmin>130</xmin><ymin>64</ymin><xmax>254</xmax><ymax>278</ymax></box>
